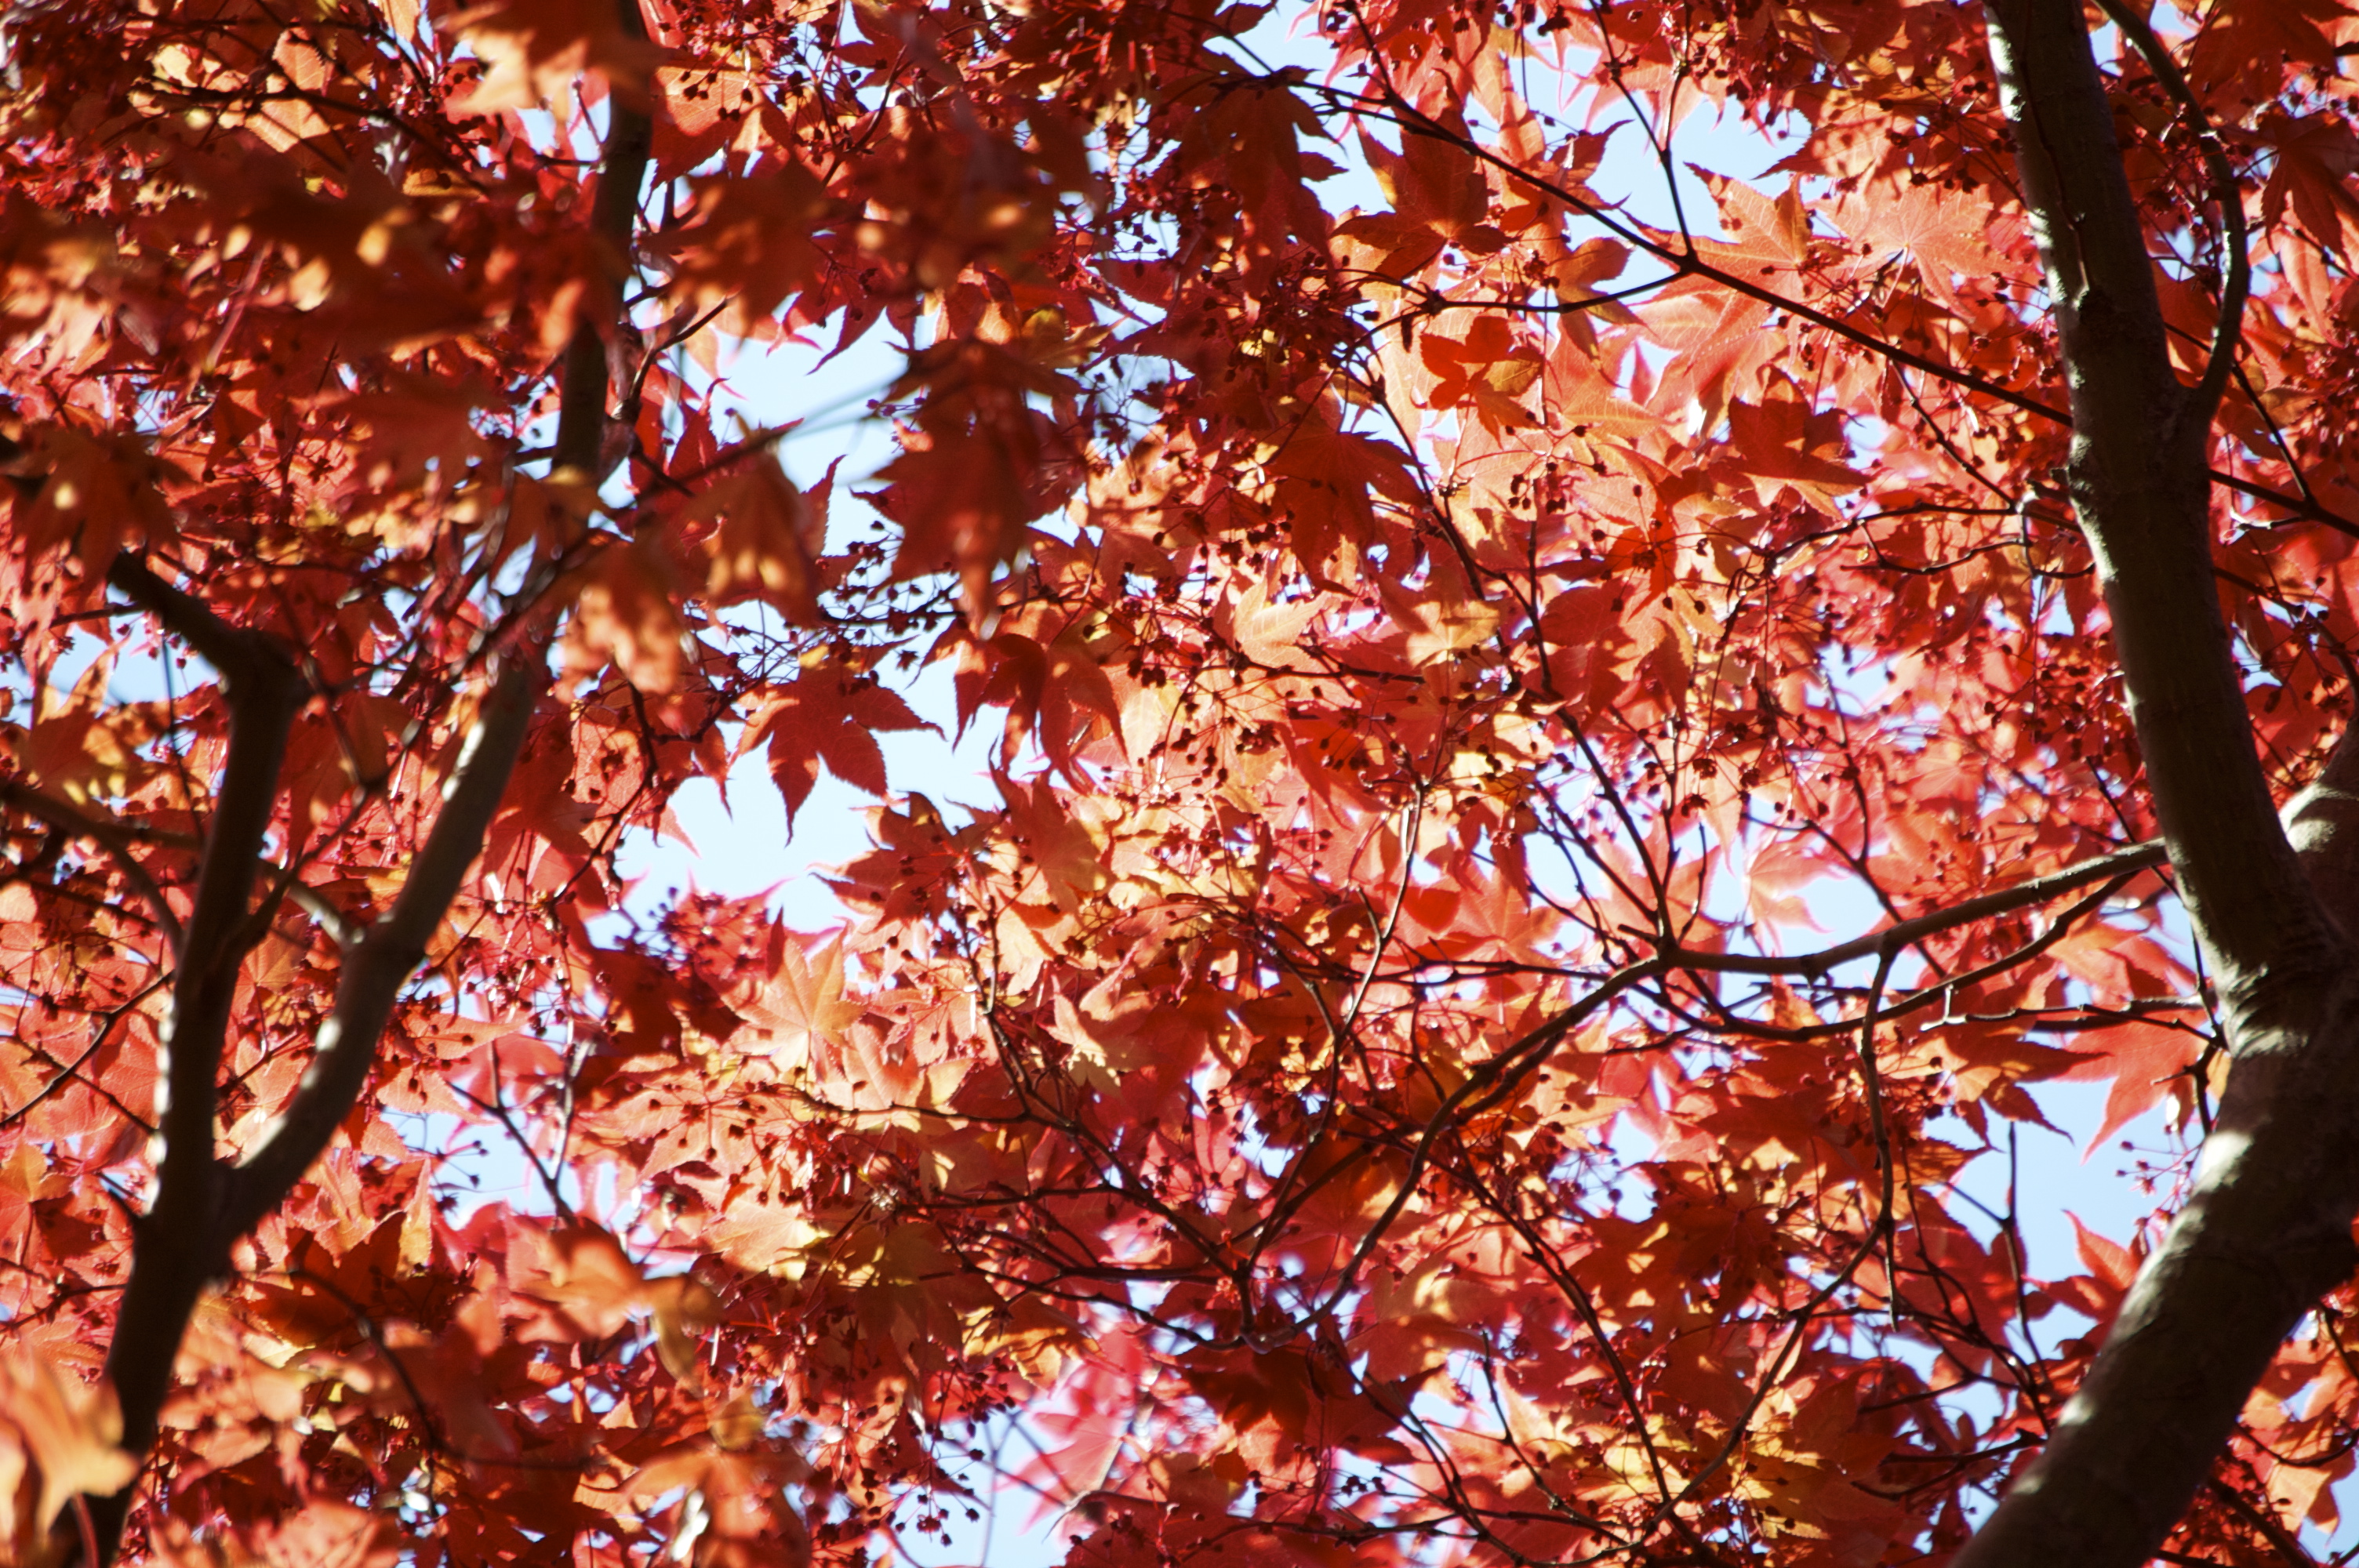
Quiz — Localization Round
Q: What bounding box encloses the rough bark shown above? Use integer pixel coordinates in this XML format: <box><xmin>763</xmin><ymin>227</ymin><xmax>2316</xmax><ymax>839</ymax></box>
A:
<box><xmin>1958</xmin><ymin>5</ymin><xmax>2359</xmax><ymax>1564</ymax></box>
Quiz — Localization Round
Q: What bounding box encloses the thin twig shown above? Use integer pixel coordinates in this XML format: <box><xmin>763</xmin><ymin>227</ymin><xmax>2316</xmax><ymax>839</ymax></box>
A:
<box><xmin>0</xmin><ymin>780</ymin><xmax>184</xmax><ymax>954</ymax></box>
<box><xmin>2091</xmin><ymin>0</ymin><xmax>2249</xmax><ymax>430</ymax></box>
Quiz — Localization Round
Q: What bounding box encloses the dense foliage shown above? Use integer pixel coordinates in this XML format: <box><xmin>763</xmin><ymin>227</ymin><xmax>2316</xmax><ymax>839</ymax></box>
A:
<box><xmin>2</xmin><ymin>0</ymin><xmax>2357</xmax><ymax>1563</ymax></box>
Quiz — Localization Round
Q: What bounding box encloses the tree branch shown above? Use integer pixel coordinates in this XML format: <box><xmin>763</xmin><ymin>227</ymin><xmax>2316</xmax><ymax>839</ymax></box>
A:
<box><xmin>1658</xmin><ymin>839</ymin><xmax>2165</xmax><ymax>977</ymax></box>
<box><xmin>0</xmin><ymin>779</ymin><xmax>184</xmax><ymax>954</ymax></box>
<box><xmin>550</xmin><ymin>3</ymin><xmax>652</xmax><ymax>481</ymax></box>
<box><xmin>0</xmin><ymin>786</ymin><xmax>351</xmax><ymax>949</ymax></box>
<box><xmin>104</xmin><ymin>555</ymin><xmax>288</xmax><ymax>691</ymax></box>
<box><xmin>2091</xmin><ymin>0</ymin><xmax>2251</xmax><ymax>431</ymax></box>
<box><xmin>1333</xmin><ymin>80</ymin><xmax>2359</xmax><ymax>543</ymax></box>
<box><xmin>223</xmin><ymin>657</ymin><xmax>541</xmax><ymax>1236</ymax></box>
<box><xmin>90</xmin><ymin>554</ymin><xmax>304</xmax><ymax>1486</ymax></box>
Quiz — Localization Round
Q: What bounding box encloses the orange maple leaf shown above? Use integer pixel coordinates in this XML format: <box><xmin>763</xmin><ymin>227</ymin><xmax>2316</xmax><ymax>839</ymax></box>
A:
<box><xmin>738</xmin><ymin>666</ymin><xmax>931</xmax><ymax>826</ymax></box>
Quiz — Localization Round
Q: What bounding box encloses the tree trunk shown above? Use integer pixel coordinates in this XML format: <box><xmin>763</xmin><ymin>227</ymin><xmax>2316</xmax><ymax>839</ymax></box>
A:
<box><xmin>1960</xmin><ymin>4</ymin><xmax>2359</xmax><ymax>1563</ymax></box>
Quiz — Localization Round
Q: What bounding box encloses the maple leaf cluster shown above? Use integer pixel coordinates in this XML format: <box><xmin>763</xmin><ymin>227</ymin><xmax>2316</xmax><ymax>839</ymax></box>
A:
<box><xmin>3</xmin><ymin>0</ymin><xmax>2359</xmax><ymax>1564</ymax></box>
